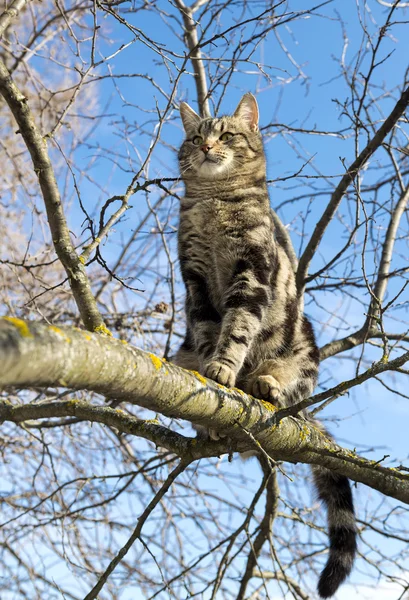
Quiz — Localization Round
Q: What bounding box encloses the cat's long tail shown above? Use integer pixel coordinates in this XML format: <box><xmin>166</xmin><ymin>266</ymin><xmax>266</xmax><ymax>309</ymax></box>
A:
<box><xmin>312</xmin><ymin>465</ymin><xmax>357</xmax><ymax>598</ymax></box>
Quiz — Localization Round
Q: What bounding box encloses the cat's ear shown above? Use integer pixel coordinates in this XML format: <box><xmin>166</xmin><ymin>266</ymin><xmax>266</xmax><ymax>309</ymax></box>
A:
<box><xmin>233</xmin><ymin>93</ymin><xmax>259</xmax><ymax>132</ymax></box>
<box><xmin>180</xmin><ymin>102</ymin><xmax>201</xmax><ymax>133</ymax></box>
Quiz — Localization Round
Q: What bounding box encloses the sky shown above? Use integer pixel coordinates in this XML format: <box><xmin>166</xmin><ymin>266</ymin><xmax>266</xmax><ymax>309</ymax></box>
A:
<box><xmin>67</xmin><ymin>0</ymin><xmax>409</xmax><ymax>469</ymax></box>
<box><xmin>97</xmin><ymin>2</ymin><xmax>409</xmax><ymax>595</ymax></box>
<box><xmin>2</xmin><ymin>0</ymin><xmax>409</xmax><ymax>598</ymax></box>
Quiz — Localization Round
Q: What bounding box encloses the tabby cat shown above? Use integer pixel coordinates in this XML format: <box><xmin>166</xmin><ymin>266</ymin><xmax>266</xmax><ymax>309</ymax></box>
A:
<box><xmin>174</xmin><ymin>93</ymin><xmax>357</xmax><ymax>598</ymax></box>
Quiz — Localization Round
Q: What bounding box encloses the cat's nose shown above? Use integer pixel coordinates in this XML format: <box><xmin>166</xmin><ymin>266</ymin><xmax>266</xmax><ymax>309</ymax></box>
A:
<box><xmin>201</xmin><ymin>143</ymin><xmax>212</xmax><ymax>154</ymax></box>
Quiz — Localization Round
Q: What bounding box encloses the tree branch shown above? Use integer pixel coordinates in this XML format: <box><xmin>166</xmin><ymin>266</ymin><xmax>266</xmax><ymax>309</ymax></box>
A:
<box><xmin>276</xmin><ymin>347</ymin><xmax>409</xmax><ymax>418</ymax></box>
<box><xmin>83</xmin><ymin>459</ymin><xmax>190</xmax><ymax>600</ymax></box>
<box><xmin>236</xmin><ymin>460</ymin><xmax>279</xmax><ymax>600</ymax></box>
<box><xmin>0</xmin><ymin>2</ymin><xmax>108</xmax><ymax>333</ymax></box>
<box><xmin>296</xmin><ymin>84</ymin><xmax>409</xmax><ymax>293</ymax></box>
<box><xmin>366</xmin><ymin>184</ymin><xmax>409</xmax><ymax>327</ymax></box>
<box><xmin>174</xmin><ymin>0</ymin><xmax>211</xmax><ymax>117</ymax></box>
<box><xmin>0</xmin><ymin>397</ymin><xmax>223</xmax><ymax>459</ymax></box>
<box><xmin>320</xmin><ymin>329</ymin><xmax>409</xmax><ymax>361</ymax></box>
<box><xmin>1</xmin><ymin>318</ymin><xmax>409</xmax><ymax>504</ymax></box>
<box><xmin>0</xmin><ymin>0</ymin><xmax>27</xmax><ymax>37</ymax></box>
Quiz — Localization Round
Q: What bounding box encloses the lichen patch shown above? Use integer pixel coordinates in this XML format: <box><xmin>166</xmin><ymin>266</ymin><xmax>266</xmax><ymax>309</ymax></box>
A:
<box><xmin>94</xmin><ymin>324</ymin><xmax>113</xmax><ymax>337</ymax></box>
<box><xmin>48</xmin><ymin>325</ymin><xmax>71</xmax><ymax>342</ymax></box>
<box><xmin>260</xmin><ymin>399</ymin><xmax>277</xmax><ymax>412</ymax></box>
<box><xmin>2</xmin><ymin>317</ymin><xmax>33</xmax><ymax>338</ymax></box>
<box><xmin>191</xmin><ymin>370</ymin><xmax>207</xmax><ymax>386</ymax></box>
<box><xmin>149</xmin><ymin>353</ymin><xmax>164</xmax><ymax>371</ymax></box>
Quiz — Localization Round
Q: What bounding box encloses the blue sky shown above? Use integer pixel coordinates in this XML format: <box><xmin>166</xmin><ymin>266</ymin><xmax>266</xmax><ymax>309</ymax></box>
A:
<box><xmin>64</xmin><ymin>0</ymin><xmax>409</xmax><ymax>454</ymax></box>
<box><xmin>3</xmin><ymin>1</ymin><xmax>409</xmax><ymax>598</ymax></box>
<box><xmin>60</xmin><ymin>2</ymin><xmax>409</xmax><ymax>592</ymax></box>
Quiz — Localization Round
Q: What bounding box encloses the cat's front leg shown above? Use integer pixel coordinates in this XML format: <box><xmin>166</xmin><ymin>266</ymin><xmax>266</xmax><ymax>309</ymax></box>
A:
<box><xmin>204</xmin><ymin>257</ymin><xmax>271</xmax><ymax>388</ymax></box>
<box><xmin>182</xmin><ymin>270</ymin><xmax>222</xmax><ymax>371</ymax></box>
<box><xmin>203</xmin><ymin>319</ymin><xmax>259</xmax><ymax>388</ymax></box>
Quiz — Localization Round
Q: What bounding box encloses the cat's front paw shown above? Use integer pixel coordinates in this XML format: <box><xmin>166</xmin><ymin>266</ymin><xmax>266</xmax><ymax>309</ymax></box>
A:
<box><xmin>204</xmin><ymin>361</ymin><xmax>236</xmax><ymax>388</ymax></box>
<box><xmin>252</xmin><ymin>374</ymin><xmax>283</xmax><ymax>406</ymax></box>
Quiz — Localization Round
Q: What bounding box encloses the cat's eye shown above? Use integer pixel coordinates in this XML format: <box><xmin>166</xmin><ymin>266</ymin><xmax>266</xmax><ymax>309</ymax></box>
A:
<box><xmin>220</xmin><ymin>132</ymin><xmax>234</xmax><ymax>142</ymax></box>
<box><xmin>192</xmin><ymin>136</ymin><xmax>203</xmax><ymax>146</ymax></box>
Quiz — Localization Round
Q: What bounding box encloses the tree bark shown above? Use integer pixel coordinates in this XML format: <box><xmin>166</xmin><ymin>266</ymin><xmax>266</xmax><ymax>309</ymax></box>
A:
<box><xmin>1</xmin><ymin>317</ymin><xmax>409</xmax><ymax>504</ymax></box>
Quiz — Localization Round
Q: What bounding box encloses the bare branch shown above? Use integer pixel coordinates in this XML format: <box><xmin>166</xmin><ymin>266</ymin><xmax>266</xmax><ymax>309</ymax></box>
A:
<box><xmin>0</xmin><ymin>0</ymin><xmax>27</xmax><ymax>37</ymax></box>
<box><xmin>174</xmin><ymin>0</ymin><xmax>210</xmax><ymax>117</ymax></box>
<box><xmin>83</xmin><ymin>459</ymin><xmax>190</xmax><ymax>600</ymax></box>
<box><xmin>296</xmin><ymin>84</ymin><xmax>409</xmax><ymax>293</ymax></box>
<box><xmin>276</xmin><ymin>347</ymin><xmax>409</xmax><ymax>417</ymax></box>
<box><xmin>0</xmin><ymin>50</ymin><xmax>108</xmax><ymax>333</ymax></box>
<box><xmin>236</xmin><ymin>460</ymin><xmax>279</xmax><ymax>600</ymax></box>
<box><xmin>367</xmin><ymin>184</ymin><xmax>409</xmax><ymax>323</ymax></box>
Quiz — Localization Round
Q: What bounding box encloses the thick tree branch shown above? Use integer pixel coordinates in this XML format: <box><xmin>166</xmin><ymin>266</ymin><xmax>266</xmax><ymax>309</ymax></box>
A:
<box><xmin>0</xmin><ymin>2</ymin><xmax>108</xmax><ymax>333</ymax></box>
<box><xmin>296</xmin><ymin>84</ymin><xmax>409</xmax><ymax>293</ymax></box>
<box><xmin>0</xmin><ymin>397</ymin><xmax>227</xmax><ymax>459</ymax></box>
<box><xmin>0</xmin><ymin>0</ymin><xmax>27</xmax><ymax>37</ymax></box>
<box><xmin>1</xmin><ymin>318</ymin><xmax>409</xmax><ymax>504</ymax></box>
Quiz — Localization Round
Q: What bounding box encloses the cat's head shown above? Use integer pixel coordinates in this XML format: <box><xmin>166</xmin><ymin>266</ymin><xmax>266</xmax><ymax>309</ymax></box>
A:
<box><xmin>178</xmin><ymin>93</ymin><xmax>263</xmax><ymax>180</ymax></box>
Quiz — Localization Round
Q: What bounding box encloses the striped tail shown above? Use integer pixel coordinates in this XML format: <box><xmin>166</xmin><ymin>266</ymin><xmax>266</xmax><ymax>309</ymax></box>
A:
<box><xmin>312</xmin><ymin>466</ymin><xmax>357</xmax><ymax>598</ymax></box>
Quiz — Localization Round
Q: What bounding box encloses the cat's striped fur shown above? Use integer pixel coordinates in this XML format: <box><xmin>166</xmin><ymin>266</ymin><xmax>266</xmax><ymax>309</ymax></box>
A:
<box><xmin>174</xmin><ymin>93</ymin><xmax>357</xmax><ymax>598</ymax></box>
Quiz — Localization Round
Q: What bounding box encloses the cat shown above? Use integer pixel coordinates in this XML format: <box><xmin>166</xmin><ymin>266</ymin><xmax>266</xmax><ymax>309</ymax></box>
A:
<box><xmin>173</xmin><ymin>92</ymin><xmax>357</xmax><ymax>598</ymax></box>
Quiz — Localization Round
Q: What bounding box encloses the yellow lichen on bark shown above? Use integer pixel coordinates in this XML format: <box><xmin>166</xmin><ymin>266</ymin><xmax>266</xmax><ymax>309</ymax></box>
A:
<box><xmin>149</xmin><ymin>353</ymin><xmax>166</xmax><ymax>372</ymax></box>
<box><xmin>48</xmin><ymin>325</ymin><xmax>71</xmax><ymax>342</ymax></box>
<box><xmin>94</xmin><ymin>324</ymin><xmax>113</xmax><ymax>337</ymax></box>
<box><xmin>2</xmin><ymin>317</ymin><xmax>33</xmax><ymax>338</ymax></box>
<box><xmin>298</xmin><ymin>423</ymin><xmax>310</xmax><ymax>442</ymax></box>
<box><xmin>191</xmin><ymin>370</ymin><xmax>207</xmax><ymax>385</ymax></box>
<box><xmin>260</xmin><ymin>400</ymin><xmax>278</xmax><ymax>413</ymax></box>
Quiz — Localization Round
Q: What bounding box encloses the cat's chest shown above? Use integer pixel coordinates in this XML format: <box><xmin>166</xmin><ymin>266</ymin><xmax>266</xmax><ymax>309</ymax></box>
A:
<box><xmin>180</xmin><ymin>200</ymin><xmax>248</xmax><ymax>259</ymax></box>
<box><xmin>179</xmin><ymin>199</ymin><xmax>263</xmax><ymax>302</ymax></box>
